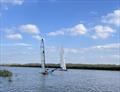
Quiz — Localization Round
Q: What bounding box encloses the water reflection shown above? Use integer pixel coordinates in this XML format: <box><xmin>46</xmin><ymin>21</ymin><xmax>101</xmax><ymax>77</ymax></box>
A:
<box><xmin>40</xmin><ymin>75</ymin><xmax>47</xmax><ymax>92</ymax></box>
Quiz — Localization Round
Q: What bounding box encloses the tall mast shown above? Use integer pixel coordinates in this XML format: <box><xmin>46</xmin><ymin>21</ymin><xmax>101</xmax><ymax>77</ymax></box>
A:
<box><xmin>40</xmin><ymin>38</ymin><xmax>46</xmax><ymax>72</ymax></box>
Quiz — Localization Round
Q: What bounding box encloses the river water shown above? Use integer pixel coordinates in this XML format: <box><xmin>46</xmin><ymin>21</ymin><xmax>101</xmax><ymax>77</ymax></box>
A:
<box><xmin>0</xmin><ymin>67</ymin><xmax>120</xmax><ymax>92</ymax></box>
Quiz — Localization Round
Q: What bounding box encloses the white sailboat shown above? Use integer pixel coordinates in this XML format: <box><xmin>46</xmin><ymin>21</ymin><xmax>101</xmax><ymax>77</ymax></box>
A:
<box><xmin>40</xmin><ymin>38</ymin><xmax>48</xmax><ymax>75</ymax></box>
<box><xmin>60</xmin><ymin>47</ymin><xmax>67</xmax><ymax>71</ymax></box>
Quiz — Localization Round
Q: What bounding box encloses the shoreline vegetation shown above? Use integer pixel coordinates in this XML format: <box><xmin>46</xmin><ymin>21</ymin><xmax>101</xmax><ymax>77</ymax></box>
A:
<box><xmin>0</xmin><ymin>63</ymin><xmax>120</xmax><ymax>71</ymax></box>
<box><xmin>0</xmin><ymin>70</ymin><xmax>12</xmax><ymax>77</ymax></box>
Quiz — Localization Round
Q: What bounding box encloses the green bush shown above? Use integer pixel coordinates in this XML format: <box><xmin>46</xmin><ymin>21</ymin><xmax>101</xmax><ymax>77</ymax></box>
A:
<box><xmin>0</xmin><ymin>70</ymin><xmax>12</xmax><ymax>77</ymax></box>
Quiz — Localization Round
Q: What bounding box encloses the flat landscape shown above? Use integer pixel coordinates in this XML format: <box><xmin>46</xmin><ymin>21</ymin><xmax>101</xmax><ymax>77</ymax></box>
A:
<box><xmin>1</xmin><ymin>63</ymin><xmax>120</xmax><ymax>71</ymax></box>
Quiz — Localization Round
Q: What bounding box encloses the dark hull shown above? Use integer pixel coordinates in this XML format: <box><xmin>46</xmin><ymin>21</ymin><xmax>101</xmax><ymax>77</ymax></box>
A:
<box><xmin>41</xmin><ymin>72</ymin><xmax>48</xmax><ymax>75</ymax></box>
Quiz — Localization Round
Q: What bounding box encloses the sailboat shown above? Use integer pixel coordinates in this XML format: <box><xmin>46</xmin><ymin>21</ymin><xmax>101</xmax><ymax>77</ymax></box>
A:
<box><xmin>60</xmin><ymin>47</ymin><xmax>67</xmax><ymax>71</ymax></box>
<box><xmin>40</xmin><ymin>38</ymin><xmax>48</xmax><ymax>75</ymax></box>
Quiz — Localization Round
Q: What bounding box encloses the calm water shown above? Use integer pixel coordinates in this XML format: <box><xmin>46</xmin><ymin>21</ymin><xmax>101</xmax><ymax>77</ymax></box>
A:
<box><xmin>0</xmin><ymin>67</ymin><xmax>120</xmax><ymax>92</ymax></box>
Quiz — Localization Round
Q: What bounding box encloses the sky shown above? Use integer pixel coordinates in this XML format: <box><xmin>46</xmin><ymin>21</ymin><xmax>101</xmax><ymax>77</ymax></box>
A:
<box><xmin>0</xmin><ymin>0</ymin><xmax>120</xmax><ymax>64</ymax></box>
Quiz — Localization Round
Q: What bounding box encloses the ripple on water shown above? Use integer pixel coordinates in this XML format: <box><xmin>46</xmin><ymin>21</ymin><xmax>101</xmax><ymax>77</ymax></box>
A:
<box><xmin>0</xmin><ymin>67</ymin><xmax>120</xmax><ymax>92</ymax></box>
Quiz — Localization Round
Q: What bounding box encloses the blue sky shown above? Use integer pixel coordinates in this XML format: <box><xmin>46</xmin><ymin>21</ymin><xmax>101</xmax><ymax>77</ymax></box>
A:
<box><xmin>0</xmin><ymin>0</ymin><xmax>120</xmax><ymax>64</ymax></box>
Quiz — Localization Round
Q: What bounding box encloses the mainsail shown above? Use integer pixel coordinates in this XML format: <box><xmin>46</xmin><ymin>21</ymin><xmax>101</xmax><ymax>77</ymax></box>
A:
<box><xmin>40</xmin><ymin>38</ymin><xmax>46</xmax><ymax>72</ymax></box>
<box><xmin>60</xmin><ymin>47</ymin><xmax>67</xmax><ymax>70</ymax></box>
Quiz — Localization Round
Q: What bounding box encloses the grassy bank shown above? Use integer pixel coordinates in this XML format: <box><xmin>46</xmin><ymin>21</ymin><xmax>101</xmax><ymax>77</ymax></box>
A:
<box><xmin>0</xmin><ymin>70</ymin><xmax>12</xmax><ymax>77</ymax></box>
<box><xmin>0</xmin><ymin>63</ymin><xmax>120</xmax><ymax>71</ymax></box>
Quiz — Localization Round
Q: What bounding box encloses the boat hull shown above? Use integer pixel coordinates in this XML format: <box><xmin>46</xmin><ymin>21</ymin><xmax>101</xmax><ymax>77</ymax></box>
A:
<box><xmin>41</xmin><ymin>72</ymin><xmax>48</xmax><ymax>75</ymax></box>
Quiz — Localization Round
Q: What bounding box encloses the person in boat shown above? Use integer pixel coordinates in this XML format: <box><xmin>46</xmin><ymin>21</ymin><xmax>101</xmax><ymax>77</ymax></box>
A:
<box><xmin>42</xmin><ymin>68</ymin><xmax>58</xmax><ymax>75</ymax></box>
<box><xmin>50</xmin><ymin>68</ymin><xmax>58</xmax><ymax>73</ymax></box>
<box><xmin>47</xmin><ymin>68</ymin><xmax>58</xmax><ymax>73</ymax></box>
<box><xmin>42</xmin><ymin>70</ymin><xmax>48</xmax><ymax>75</ymax></box>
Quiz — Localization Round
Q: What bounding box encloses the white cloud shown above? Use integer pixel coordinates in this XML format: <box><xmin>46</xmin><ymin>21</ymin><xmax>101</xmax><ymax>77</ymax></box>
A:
<box><xmin>1</xmin><ymin>24</ymin><xmax>41</xmax><ymax>41</ymax></box>
<box><xmin>0</xmin><ymin>0</ymin><xmax>24</xmax><ymax>5</ymax></box>
<box><xmin>46</xmin><ymin>46</ymin><xmax>80</xmax><ymax>54</ymax></box>
<box><xmin>47</xmin><ymin>30</ymin><xmax>64</xmax><ymax>36</ymax></box>
<box><xmin>70</xmin><ymin>24</ymin><xmax>87</xmax><ymax>36</ymax></box>
<box><xmin>0</xmin><ymin>0</ymin><xmax>24</xmax><ymax>10</ymax></box>
<box><xmin>6</xmin><ymin>33</ymin><xmax>23</xmax><ymax>40</ymax></box>
<box><xmin>92</xmin><ymin>25</ymin><xmax>115</xmax><ymax>39</ymax></box>
<box><xmin>47</xmin><ymin>24</ymin><xmax>87</xmax><ymax>36</ymax></box>
<box><xmin>46</xmin><ymin>43</ymin><xmax>120</xmax><ymax>55</ymax></box>
<box><xmin>92</xmin><ymin>43</ymin><xmax>120</xmax><ymax>49</ymax></box>
<box><xmin>0</xmin><ymin>27</ymin><xmax>17</xmax><ymax>34</ymax></box>
<box><xmin>46</xmin><ymin>46</ymin><xmax>79</xmax><ymax>54</ymax></box>
<box><xmin>65</xmin><ymin>48</ymin><xmax>78</xmax><ymax>53</ymax></box>
<box><xmin>19</xmin><ymin>24</ymin><xmax>40</xmax><ymax>34</ymax></box>
<box><xmin>27</xmin><ymin>47</ymin><xmax>33</xmax><ymax>50</ymax></box>
<box><xmin>1</xmin><ymin>43</ymin><xmax>32</xmax><ymax>50</ymax></box>
<box><xmin>47</xmin><ymin>43</ymin><xmax>120</xmax><ymax>54</ymax></box>
<box><xmin>46</xmin><ymin>46</ymin><xmax>57</xmax><ymax>53</ymax></box>
<box><xmin>111</xmin><ymin>55</ymin><xmax>120</xmax><ymax>58</ymax></box>
<box><xmin>102</xmin><ymin>9</ymin><xmax>120</xmax><ymax>26</ymax></box>
<box><xmin>32</xmin><ymin>35</ymin><xmax>42</xmax><ymax>40</ymax></box>
<box><xmin>14</xmin><ymin>43</ymin><xmax>31</xmax><ymax>46</ymax></box>
<box><xmin>15</xmin><ymin>43</ymin><xmax>33</xmax><ymax>50</ymax></box>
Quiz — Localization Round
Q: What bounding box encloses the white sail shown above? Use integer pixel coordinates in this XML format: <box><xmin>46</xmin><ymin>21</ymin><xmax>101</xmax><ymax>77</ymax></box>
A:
<box><xmin>62</xmin><ymin>59</ymin><xmax>66</xmax><ymax>70</ymax></box>
<box><xmin>41</xmin><ymin>38</ymin><xmax>46</xmax><ymax>72</ymax></box>
<box><xmin>60</xmin><ymin>47</ymin><xmax>67</xmax><ymax>70</ymax></box>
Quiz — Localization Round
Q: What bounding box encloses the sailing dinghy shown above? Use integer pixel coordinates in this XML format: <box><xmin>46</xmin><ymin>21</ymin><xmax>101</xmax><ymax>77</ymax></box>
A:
<box><xmin>40</xmin><ymin>38</ymin><xmax>48</xmax><ymax>75</ymax></box>
<box><xmin>59</xmin><ymin>47</ymin><xmax>67</xmax><ymax>71</ymax></box>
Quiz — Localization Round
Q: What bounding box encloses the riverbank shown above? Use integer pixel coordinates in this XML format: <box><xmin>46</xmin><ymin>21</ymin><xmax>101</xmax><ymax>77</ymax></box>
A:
<box><xmin>0</xmin><ymin>70</ymin><xmax>12</xmax><ymax>77</ymax></box>
<box><xmin>0</xmin><ymin>63</ymin><xmax>120</xmax><ymax>71</ymax></box>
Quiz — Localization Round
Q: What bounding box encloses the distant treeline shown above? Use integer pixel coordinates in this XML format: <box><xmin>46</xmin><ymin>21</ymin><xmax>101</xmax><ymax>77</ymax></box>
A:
<box><xmin>0</xmin><ymin>63</ymin><xmax>120</xmax><ymax>71</ymax></box>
